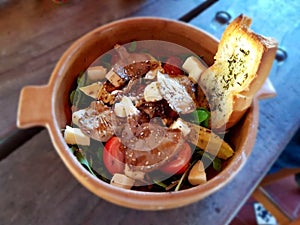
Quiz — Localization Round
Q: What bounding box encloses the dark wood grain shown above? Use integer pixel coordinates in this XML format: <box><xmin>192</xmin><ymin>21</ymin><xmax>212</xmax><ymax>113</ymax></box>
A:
<box><xmin>0</xmin><ymin>0</ymin><xmax>207</xmax><ymax>158</ymax></box>
<box><xmin>0</xmin><ymin>130</ymin><xmax>98</xmax><ymax>225</ymax></box>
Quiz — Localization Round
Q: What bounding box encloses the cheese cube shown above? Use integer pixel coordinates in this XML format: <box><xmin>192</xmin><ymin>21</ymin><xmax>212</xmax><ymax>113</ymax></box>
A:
<box><xmin>114</xmin><ymin>102</ymin><xmax>126</xmax><ymax>117</ymax></box>
<box><xmin>124</xmin><ymin>165</ymin><xmax>145</xmax><ymax>180</ymax></box>
<box><xmin>182</xmin><ymin>56</ymin><xmax>208</xmax><ymax>83</ymax></box>
<box><xmin>170</xmin><ymin>118</ymin><xmax>191</xmax><ymax>136</ymax></box>
<box><xmin>87</xmin><ymin>66</ymin><xmax>107</xmax><ymax>81</ymax></box>
<box><xmin>105</xmin><ymin>69</ymin><xmax>125</xmax><ymax>87</ymax></box>
<box><xmin>188</xmin><ymin>160</ymin><xmax>207</xmax><ymax>185</ymax></box>
<box><xmin>64</xmin><ymin>125</ymin><xmax>90</xmax><ymax>146</ymax></box>
<box><xmin>79</xmin><ymin>82</ymin><xmax>102</xmax><ymax>99</ymax></box>
<box><xmin>72</xmin><ymin>109</ymin><xmax>85</xmax><ymax>126</ymax></box>
<box><xmin>110</xmin><ymin>173</ymin><xmax>135</xmax><ymax>189</ymax></box>
<box><xmin>143</xmin><ymin>81</ymin><xmax>163</xmax><ymax>102</ymax></box>
<box><xmin>120</xmin><ymin>96</ymin><xmax>140</xmax><ymax>116</ymax></box>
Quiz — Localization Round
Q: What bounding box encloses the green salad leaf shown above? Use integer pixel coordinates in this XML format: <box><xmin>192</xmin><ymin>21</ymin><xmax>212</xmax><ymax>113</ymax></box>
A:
<box><xmin>203</xmin><ymin>152</ymin><xmax>222</xmax><ymax>172</ymax></box>
<box><xmin>181</xmin><ymin>107</ymin><xmax>210</xmax><ymax>127</ymax></box>
<box><xmin>194</xmin><ymin>148</ymin><xmax>222</xmax><ymax>172</ymax></box>
<box><xmin>70</xmin><ymin>146</ymin><xmax>96</xmax><ymax>176</ymax></box>
<box><xmin>194</xmin><ymin>108</ymin><xmax>209</xmax><ymax>123</ymax></box>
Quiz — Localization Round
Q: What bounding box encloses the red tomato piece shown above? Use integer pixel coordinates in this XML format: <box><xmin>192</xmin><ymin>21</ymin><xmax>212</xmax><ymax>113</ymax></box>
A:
<box><xmin>103</xmin><ymin>136</ymin><xmax>125</xmax><ymax>175</ymax></box>
<box><xmin>160</xmin><ymin>142</ymin><xmax>192</xmax><ymax>175</ymax></box>
<box><xmin>163</xmin><ymin>56</ymin><xmax>183</xmax><ymax>75</ymax></box>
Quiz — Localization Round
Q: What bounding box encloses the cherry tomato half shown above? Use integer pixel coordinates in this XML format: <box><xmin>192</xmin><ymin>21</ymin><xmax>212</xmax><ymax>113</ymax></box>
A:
<box><xmin>163</xmin><ymin>56</ymin><xmax>183</xmax><ymax>75</ymax></box>
<box><xmin>103</xmin><ymin>136</ymin><xmax>125</xmax><ymax>175</ymax></box>
<box><xmin>160</xmin><ymin>142</ymin><xmax>192</xmax><ymax>175</ymax></box>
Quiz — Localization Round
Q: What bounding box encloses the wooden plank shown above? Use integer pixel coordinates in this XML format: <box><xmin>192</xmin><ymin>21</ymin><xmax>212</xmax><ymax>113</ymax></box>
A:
<box><xmin>189</xmin><ymin>0</ymin><xmax>300</xmax><ymax>222</ymax></box>
<box><xmin>0</xmin><ymin>0</ymin><xmax>207</xmax><ymax>157</ymax></box>
<box><xmin>0</xmin><ymin>127</ymin><xmax>43</xmax><ymax>160</ymax></box>
<box><xmin>0</xmin><ymin>130</ymin><xmax>99</xmax><ymax>225</ymax></box>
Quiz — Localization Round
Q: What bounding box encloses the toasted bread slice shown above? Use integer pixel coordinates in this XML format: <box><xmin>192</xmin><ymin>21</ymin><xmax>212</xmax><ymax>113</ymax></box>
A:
<box><xmin>200</xmin><ymin>14</ymin><xmax>278</xmax><ymax>130</ymax></box>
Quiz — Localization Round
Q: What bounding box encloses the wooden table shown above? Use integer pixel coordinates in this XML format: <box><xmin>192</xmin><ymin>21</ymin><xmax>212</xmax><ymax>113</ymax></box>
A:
<box><xmin>1</xmin><ymin>1</ymin><xmax>299</xmax><ymax>224</ymax></box>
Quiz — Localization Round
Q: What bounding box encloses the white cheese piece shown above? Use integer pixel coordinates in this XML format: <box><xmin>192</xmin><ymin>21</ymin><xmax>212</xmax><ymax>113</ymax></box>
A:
<box><xmin>188</xmin><ymin>160</ymin><xmax>207</xmax><ymax>185</ymax></box>
<box><xmin>143</xmin><ymin>81</ymin><xmax>163</xmax><ymax>102</ymax></box>
<box><xmin>79</xmin><ymin>82</ymin><xmax>103</xmax><ymax>99</ymax></box>
<box><xmin>87</xmin><ymin>66</ymin><xmax>107</xmax><ymax>81</ymax></box>
<box><xmin>110</xmin><ymin>173</ymin><xmax>135</xmax><ymax>189</ymax></box>
<box><xmin>170</xmin><ymin>118</ymin><xmax>191</xmax><ymax>136</ymax></box>
<box><xmin>124</xmin><ymin>164</ymin><xmax>145</xmax><ymax>180</ymax></box>
<box><xmin>144</xmin><ymin>70</ymin><xmax>156</xmax><ymax>80</ymax></box>
<box><xmin>105</xmin><ymin>69</ymin><xmax>124</xmax><ymax>87</ymax></box>
<box><xmin>72</xmin><ymin>109</ymin><xmax>86</xmax><ymax>126</ymax></box>
<box><xmin>120</xmin><ymin>96</ymin><xmax>140</xmax><ymax>116</ymax></box>
<box><xmin>145</xmin><ymin>67</ymin><xmax>159</xmax><ymax>80</ymax></box>
<box><xmin>64</xmin><ymin>125</ymin><xmax>90</xmax><ymax>146</ymax></box>
<box><xmin>182</xmin><ymin>56</ymin><xmax>208</xmax><ymax>83</ymax></box>
<box><xmin>114</xmin><ymin>102</ymin><xmax>126</xmax><ymax>117</ymax></box>
<box><xmin>157</xmin><ymin>71</ymin><xmax>195</xmax><ymax>114</ymax></box>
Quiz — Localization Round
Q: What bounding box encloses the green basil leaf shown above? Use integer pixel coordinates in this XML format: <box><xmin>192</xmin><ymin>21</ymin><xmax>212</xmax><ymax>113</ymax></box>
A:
<box><xmin>203</xmin><ymin>152</ymin><xmax>222</xmax><ymax>172</ymax></box>
<box><xmin>73</xmin><ymin>148</ymin><xmax>96</xmax><ymax>176</ymax></box>
<box><xmin>195</xmin><ymin>109</ymin><xmax>209</xmax><ymax>123</ymax></box>
<box><xmin>212</xmin><ymin>157</ymin><xmax>222</xmax><ymax>172</ymax></box>
<box><xmin>195</xmin><ymin>149</ymin><xmax>222</xmax><ymax>172</ymax></box>
<box><xmin>181</xmin><ymin>108</ymin><xmax>210</xmax><ymax>127</ymax></box>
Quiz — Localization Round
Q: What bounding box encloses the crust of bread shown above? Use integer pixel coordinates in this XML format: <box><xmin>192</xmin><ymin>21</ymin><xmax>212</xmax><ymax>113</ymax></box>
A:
<box><xmin>200</xmin><ymin>14</ymin><xmax>278</xmax><ymax>130</ymax></box>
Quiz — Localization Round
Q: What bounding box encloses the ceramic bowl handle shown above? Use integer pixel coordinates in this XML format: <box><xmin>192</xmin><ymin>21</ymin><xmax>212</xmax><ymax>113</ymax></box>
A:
<box><xmin>17</xmin><ymin>85</ymin><xmax>52</xmax><ymax>128</ymax></box>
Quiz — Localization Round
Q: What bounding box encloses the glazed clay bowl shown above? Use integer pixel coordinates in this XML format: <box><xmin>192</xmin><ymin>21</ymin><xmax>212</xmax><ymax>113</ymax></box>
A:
<box><xmin>17</xmin><ymin>17</ymin><xmax>273</xmax><ymax>210</ymax></box>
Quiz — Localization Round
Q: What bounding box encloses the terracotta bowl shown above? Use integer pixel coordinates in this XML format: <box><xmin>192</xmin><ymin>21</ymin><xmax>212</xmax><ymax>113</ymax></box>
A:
<box><xmin>17</xmin><ymin>17</ymin><xmax>273</xmax><ymax>210</ymax></box>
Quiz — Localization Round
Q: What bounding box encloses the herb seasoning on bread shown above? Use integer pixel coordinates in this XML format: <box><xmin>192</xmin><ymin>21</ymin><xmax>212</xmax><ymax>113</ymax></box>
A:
<box><xmin>200</xmin><ymin>14</ymin><xmax>278</xmax><ymax>130</ymax></box>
